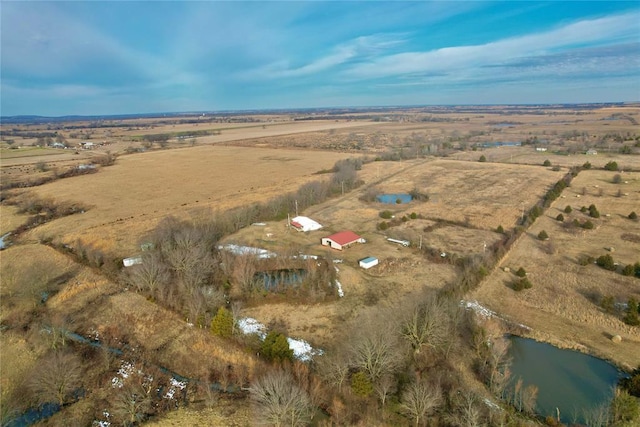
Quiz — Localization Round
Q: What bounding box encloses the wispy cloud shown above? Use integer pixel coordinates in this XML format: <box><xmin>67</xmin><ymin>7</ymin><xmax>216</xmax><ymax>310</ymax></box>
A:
<box><xmin>246</xmin><ymin>33</ymin><xmax>407</xmax><ymax>79</ymax></box>
<box><xmin>1</xmin><ymin>2</ymin><xmax>638</xmax><ymax>115</ymax></box>
<box><xmin>343</xmin><ymin>11</ymin><xmax>640</xmax><ymax>80</ymax></box>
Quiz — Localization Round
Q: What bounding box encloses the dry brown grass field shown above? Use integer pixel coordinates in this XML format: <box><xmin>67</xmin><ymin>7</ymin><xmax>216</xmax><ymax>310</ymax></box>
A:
<box><xmin>471</xmin><ymin>168</ymin><xmax>640</xmax><ymax>369</ymax></box>
<box><xmin>219</xmin><ymin>158</ymin><xmax>567</xmax><ymax>350</ymax></box>
<box><xmin>13</xmin><ymin>146</ymin><xmax>352</xmax><ymax>255</ymax></box>
<box><xmin>1</xmin><ymin>106</ymin><xmax>639</xmax><ymax>423</ymax></box>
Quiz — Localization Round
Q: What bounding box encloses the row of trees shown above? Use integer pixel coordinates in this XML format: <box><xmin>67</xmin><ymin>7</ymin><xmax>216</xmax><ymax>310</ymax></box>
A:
<box><xmin>123</xmin><ymin>157</ymin><xmax>366</xmax><ymax>323</ymax></box>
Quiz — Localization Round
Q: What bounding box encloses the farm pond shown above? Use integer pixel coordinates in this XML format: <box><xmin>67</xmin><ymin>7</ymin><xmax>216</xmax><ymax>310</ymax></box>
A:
<box><xmin>508</xmin><ymin>336</ymin><xmax>626</xmax><ymax>424</ymax></box>
<box><xmin>376</xmin><ymin>193</ymin><xmax>412</xmax><ymax>204</ymax></box>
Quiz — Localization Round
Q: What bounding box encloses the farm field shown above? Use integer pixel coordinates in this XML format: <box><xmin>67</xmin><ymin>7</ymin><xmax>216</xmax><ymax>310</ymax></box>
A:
<box><xmin>1</xmin><ymin>105</ymin><xmax>639</xmax><ymax>424</ymax></box>
<box><xmin>13</xmin><ymin>146</ymin><xmax>353</xmax><ymax>255</ymax></box>
<box><xmin>471</xmin><ymin>168</ymin><xmax>640</xmax><ymax>369</ymax></box>
<box><xmin>218</xmin><ymin>158</ymin><xmax>570</xmax><ymax>350</ymax></box>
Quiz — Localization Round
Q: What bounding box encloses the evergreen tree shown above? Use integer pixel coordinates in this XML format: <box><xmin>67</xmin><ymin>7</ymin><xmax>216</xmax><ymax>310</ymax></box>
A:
<box><xmin>623</xmin><ymin>298</ymin><xmax>640</xmax><ymax>326</ymax></box>
<box><xmin>350</xmin><ymin>371</ymin><xmax>373</xmax><ymax>397</ymax></box>
<box><xmin>211</xmin><ymin>306</ymin><xmax>234</xmax><ymax>338</ymax></box>
<box><xmin>261</xmin><ymin>331</ymin><xmax>294</xmax><ymax>362</ymax></box>
<box><xmin>596</xmin><ymin>254</ymin><xmax>615</xmax><ymax>271</ymax></box>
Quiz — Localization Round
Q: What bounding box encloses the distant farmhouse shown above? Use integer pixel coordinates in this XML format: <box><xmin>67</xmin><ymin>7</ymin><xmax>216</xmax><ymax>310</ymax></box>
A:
<box><xmin>586</xmin><ymin>149</ymin><xmax>598</xmax><ymax>155</ymax></box>
<box><xmin>536</xmin><ymin>147</ymin><xmax>547</xmax><ymax>152</ymax></box>
<box><xmin>321</xmin><ymin>231</ymin><xmax>365</xmax><ymax>250</ymax></box>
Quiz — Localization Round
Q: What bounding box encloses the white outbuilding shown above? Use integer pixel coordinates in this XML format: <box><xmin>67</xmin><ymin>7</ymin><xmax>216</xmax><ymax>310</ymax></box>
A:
<box><xmin>359</xmin><ymin>256</ymin><xmax>379</xmax><ymax>269</ymax></box>
<box><xmin>290</xmin><ymin>216</ymin><xmax>323</xmax><ymax>232</ymax></box>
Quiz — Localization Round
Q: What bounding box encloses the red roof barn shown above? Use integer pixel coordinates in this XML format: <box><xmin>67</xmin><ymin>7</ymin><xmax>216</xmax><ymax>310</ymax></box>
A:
<box><xmin>321</xmin><ymin>231</ymin><xmax>365</xmax><ymax>250</ymax></box>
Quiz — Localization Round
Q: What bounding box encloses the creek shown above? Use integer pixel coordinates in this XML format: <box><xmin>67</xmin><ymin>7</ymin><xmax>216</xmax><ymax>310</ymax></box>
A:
<box><xmin>7</xmin><ymin>329</ymin><xmax>238</xmax><ymax>426</ymax></box>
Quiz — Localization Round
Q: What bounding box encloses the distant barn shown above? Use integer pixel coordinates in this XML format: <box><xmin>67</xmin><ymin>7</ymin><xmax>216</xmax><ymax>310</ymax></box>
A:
<box><xmin>321</xmin><ymin>231</ymin><xmax>365</xmax><ymax>250</ymax></box>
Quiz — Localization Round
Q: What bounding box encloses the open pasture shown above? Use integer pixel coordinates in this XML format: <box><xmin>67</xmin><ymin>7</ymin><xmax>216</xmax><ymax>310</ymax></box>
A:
<box><xmin>471</xmin><ymin>168</ymin><xmax>640</xmax><ymax>369</ymax></box>
<box><xmin>357</xmin><ymin>159</ymin><xmax>565</xmax><ymax>231</ymax></box>
<box><xmin>14</xmin><ymin>145</ymin><xmax>352</xmax><ymax>256</ymax></box>
<box><xmin>220</xmin><ymin>157</ymin><xmax>568</xmax><ymax>346</ymax></box>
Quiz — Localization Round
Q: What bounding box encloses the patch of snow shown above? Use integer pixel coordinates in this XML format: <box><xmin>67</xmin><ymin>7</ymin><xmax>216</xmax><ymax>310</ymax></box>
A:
<box><xmin>165</xmin><ymin>377</ymin><xmax>187</xmax><ymax>400</ymax></box>
<box><xmin>218</xmin><ymin>244</ymin><xmax>276</xmax><ymax>259</ymax></box>
<box><xmin>461</xmin><ymin>300</ymin><xmax>496</xmax><ymax>319</ymax></box>
<box><xmin>237</xmin><ymin>317</ymin><xmax>267</xmax><ymax>338</ymax></box>
<box><xmin>335</xmin><ymin>280</ymin><xmax>344</xmax><ymax>297</ymax></box>
<box><xmin>111</xmin><ymin>361</ymin><xmax>140</xmax><ymax>388</ymax></box>
<box><xmin>295</xmin><ymin>254</ymin><xmax>318</xmax><ymax>260</ymax></box>
<box><xmin>238</xmin><ymin>317</ymin><xmax>323</xmax><ymax>361</ymax></box>
<box><xmin>287</xmin><ymin>337</ymin><xmax>324</xmax><ymax>362</ymax></box>
<box><xmin>94</xmin><ymin>411</ymin><xmax>111</xmax><ymax>427</ymax></box>
<box><xmin>484</xmin><ymin>398</ymin><xmax>502</xmax><ymax>411</ymax></box>
<box><xmin>461</xmin><ymin>300</ymin><xmax>532</xmax><ymax>331</ymax></box>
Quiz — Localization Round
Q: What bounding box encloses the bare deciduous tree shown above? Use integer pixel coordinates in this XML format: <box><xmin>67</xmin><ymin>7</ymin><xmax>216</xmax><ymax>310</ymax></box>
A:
<box><xmin>233</xmin><ymin>254</ymin><xmax>258</xmax><ymax>293</ymax></box>
<box><xmin>446</xmin><ymin>391</ymin><xmax>483</xmax><ymax>427</ymax></box>
<box><xmin>400</xmin><ymin>381</ymin><xmax>442</xmax><ymax>427</ymax></box>
<box><xmin>582</xmin><ymin>403</ymin><xmax>609</xmax><ymax>427</ymax></box>
<box><xmin>402</xmin><ymin>296</ymin><xmax>450</xmax><ymax>356</ymax></box>
<box><xmin>374</xmin><ymin>374</ymin><xmax>396</xmax><ymax>407</ymax></box>
<box><xmin>29</xmin><ymin>351</ymin><xmax>82</xmax><ymax>406</ymax></box>
<box><xmin>126</xmin><ymin>252</ymin><xmax>169</xmax><ymax>294</ymax></box>
<box><xmin>111</xmin><ymin>381</ymin><xmax>152</xmax><ymax>426</ymax></box>
<box><xmin>349</xmin><ymin>324</ymin><xmax>404</xmax><ymax>381</ymax></box>
<box><xmin>250</xmin><ymin>370</ymin><xmax>314</xmax><ymax>427</ymax></box>
<box><xmin>486</xmin><ymin>337</ymin><xmax>511</xmax><ymax>397</ymax></box>
<box><xmin>317</xmin><ymin>351</ymin><xmax>350</xmax><ymax>393</ymax></box>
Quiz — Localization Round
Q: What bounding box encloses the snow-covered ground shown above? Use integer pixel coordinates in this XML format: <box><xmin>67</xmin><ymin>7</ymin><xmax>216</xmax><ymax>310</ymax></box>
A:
<box><xmin>217</xmin><ymin>244</ymin><xmax>276</xmax><ymax>259</ymax></box>
<box><xmin>461</xmin><ymin>300</ymin><xmax>497</xmax><ymax>319</ymax></box>
<box><xmin>237</xmin><ymin>317</ymin><xmax>266</xmax><ymax>338</ymax></box>
<box><xmin>461</xmin><ymin>300</ymin><xmax>531</xmax><ymax>331</ymax></box>
<box><xmin>335</xmin><ymin>280</ymin><xmax>344</xmax><ymax>298</ymax></box>
<box><xmin>238</xmin><ymin>317</ymin><xmax>323</xmax><ymax>361</ymax></box>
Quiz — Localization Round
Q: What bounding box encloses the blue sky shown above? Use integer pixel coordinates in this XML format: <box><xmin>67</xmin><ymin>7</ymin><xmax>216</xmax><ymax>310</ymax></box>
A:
<box><xmin>1</xmin><ymin>1</ymin><xmax>639</xmax><ymax>116</ymax></box>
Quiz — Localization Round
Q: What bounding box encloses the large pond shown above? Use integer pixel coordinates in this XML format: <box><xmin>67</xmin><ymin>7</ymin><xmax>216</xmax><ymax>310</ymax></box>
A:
<box><xmin>508</xmin><ymin>336</ymin><xmax>624</xmax><ymax>423</ymax></box>
<box><xmin>377</xmin><ymin>194</ymin><xmax>412</xmax><ymax>204</ymax></box>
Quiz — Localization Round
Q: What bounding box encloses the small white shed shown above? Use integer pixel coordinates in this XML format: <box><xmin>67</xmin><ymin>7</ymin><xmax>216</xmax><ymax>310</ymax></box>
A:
<box><xmin>123</xmin><ymin>256</ymin><xmax>143</xmax><ymax>267</ymax></box>
<box><xmin>359</xmin><ymin>256</ymin><xmax>379</xmax><ymax>269</ymax></box>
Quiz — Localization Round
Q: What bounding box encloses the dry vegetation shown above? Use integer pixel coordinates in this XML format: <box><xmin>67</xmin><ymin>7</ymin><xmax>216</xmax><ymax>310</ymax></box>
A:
<box><xmin>1</xmin><ymin>104</ymin><xmax>639</xmax><ymax>425</ymax></box>
<box><xmin>471</xmin><ymin>167</ymin><xmax>640</xmax><ymax>369</ymax></box>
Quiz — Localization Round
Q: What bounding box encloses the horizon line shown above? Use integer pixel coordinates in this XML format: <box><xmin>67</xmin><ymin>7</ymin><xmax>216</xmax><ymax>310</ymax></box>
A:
<box><xmin>2</xmin><ymin>101</ymin><xmax>639</xmax><ymax>123</ymax></box>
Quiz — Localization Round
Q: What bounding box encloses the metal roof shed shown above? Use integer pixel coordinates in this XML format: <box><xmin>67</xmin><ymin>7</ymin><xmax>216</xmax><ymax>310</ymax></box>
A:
<box><xmin>359</xmin><ymin>256</ymin><xmax>379</xmax><ymax>269</ymax></box>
